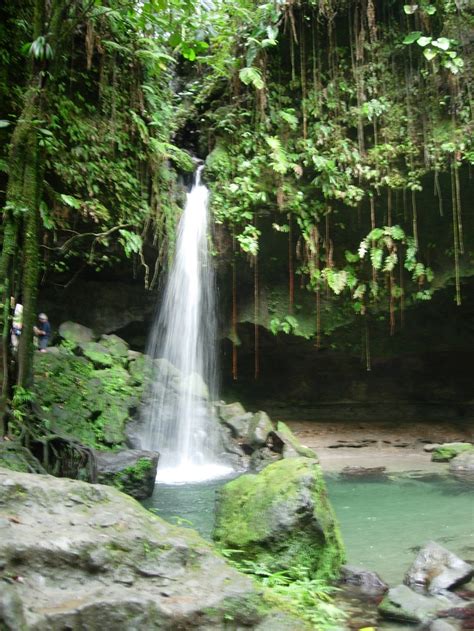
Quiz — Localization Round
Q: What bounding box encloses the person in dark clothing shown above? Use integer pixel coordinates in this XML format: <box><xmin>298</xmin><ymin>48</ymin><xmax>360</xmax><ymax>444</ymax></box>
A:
<box><xmin>33</xmin><ymin>313</ymin><xmax>51</xmax><ymax>351</ymax></box>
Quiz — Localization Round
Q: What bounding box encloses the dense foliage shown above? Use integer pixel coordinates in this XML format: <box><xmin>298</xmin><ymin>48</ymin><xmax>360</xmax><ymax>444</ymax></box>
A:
<box><xmin>0</xmin><ymin>0</ymin><xmax>205</xmax><ymax>429</ymax></box>
<box><xmin>196</xmin><ymin>0</ymin><xmax>473</xmax><ymax>372</ymax></box>
<box><xmin>0</xmin><ymin>0</ymin><xmax>472</xmax><ymax>409</ymax></box>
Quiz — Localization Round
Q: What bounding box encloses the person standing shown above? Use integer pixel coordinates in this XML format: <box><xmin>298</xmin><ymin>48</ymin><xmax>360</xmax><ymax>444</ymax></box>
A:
<box><xmin>10</xmin><ymin>301</ymin><xmax>23</xmax><ymax>351</ymax></box>
<box><xmin>33</xmin><ymin>313</ymin><xmax>51</xmax><ymax>351</ymax></box>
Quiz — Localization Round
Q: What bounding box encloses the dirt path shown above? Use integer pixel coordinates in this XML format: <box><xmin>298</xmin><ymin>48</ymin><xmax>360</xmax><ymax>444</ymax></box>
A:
<box><xmin>287</xmin><ymin>419</ymin><xmax>473</xmax><ymax>473</ymax></box>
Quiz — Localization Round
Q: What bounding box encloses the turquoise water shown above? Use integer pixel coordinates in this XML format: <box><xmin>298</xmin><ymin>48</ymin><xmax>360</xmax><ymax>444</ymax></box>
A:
<box><xmin>325</xmin><ymin>472</ymin><xmax>474</xmax><ymax>585</ymax></box>
<box><xmin>145</xmin><ymin>472</ymin><xmax>473</xmax><ymax>586</ymax></box>
<box><xmin>143</xmin><ymin>474</ymin><xmax>237</xmax><ymax>537</ymax></box>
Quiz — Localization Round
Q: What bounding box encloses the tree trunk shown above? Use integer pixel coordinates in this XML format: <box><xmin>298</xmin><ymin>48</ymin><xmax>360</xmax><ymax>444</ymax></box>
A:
<box><xmin>0</xmin><ymin>0</ymin><xmax>70</xmax><ymax>423</ymax></box>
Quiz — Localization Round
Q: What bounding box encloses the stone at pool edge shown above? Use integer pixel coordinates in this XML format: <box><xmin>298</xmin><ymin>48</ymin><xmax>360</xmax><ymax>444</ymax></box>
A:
<box><xmin>429</xmin><ymin>621</ymin><xmax>459</xmax><ymax>631</ymax></box>
<box><xmin>94</xmin><ymin>449</ymin><xmax>159</xmax><ymax>500</ymax></box>
<box><xmin>271</xmin><ymin>421</ymin><xmax>318</xmax><ymax>460</ymax></box>
<box><xmin>0</xmin><ymin>468</ymin><xmax>308</xmax><ymax>630</ymax></box>
<box><xmin>378</xmin><ymin>584</ymin><xmax>455</xmax><ymax>624</ymax></box>
<box><xmin>213</xmin><ymin>456</ymin><xmax>345</xmax><ymax>580</ymax></box>
<box><xmin>339</xmin><ymin>564</ymin><xmax>388</xmax><ymax>595</ymax></box>
<box><xmin>404</xmin><ymin>541</ymin><xmax>474</xmax><ymax>595</ymax></box>
<box><xmin>449</xmin><ymin>451</ymin><xmax>474</xmax><ymax>482</ymax></box>
<box><xmin>431</xmin><ymin>443</ymin><xmax>474</xmax><ymax>462</ymax></box>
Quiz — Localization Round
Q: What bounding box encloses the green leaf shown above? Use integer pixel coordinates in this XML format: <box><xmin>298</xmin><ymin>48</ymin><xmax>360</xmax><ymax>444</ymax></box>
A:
<box><xmin>168</xmin><ymin>32</ymin><xmax>181</xmax><ymax>48</ymax></box>
<box><xmin>0</xmin><ymin>120</ymin><xmax>10</xmax><ymax>128</ymax></box>
<box><xmin>432</xmin><ymin>37</ymin><xmax>450</xmax><ymax>51</ymax></box>
<box><xmin>424</xmin><ymin>5</ymin><xmax>436</xmax><ymax>14</ymax></box>
<box><xmin>272</xmin><ymin>223</ymin><xmax>290</xmax><ymax>233</ymax></box>
<box><xmin>345</xmin><ymin>250</ymin><xmax>360</xmax><ymax>263</ymax></box>
<box><xmin>118</xmin><ymin>229</ymin><xmax>142</xmax><ymax>257</ymax></box>
<box><xmin>367</xmin><ymin>228</ymin><xmax>384</xmax><ymax>241</ymax></box>
<box><xmin>417</xmin><ymin>36</ymin><xmax>432</xmax><ymax>47</ymax></box>
<box><xmin>60</xmin><ymin>194</ymin><xmax>82</xmax><ymax>209</ymax></box>
<box><xmin>239</xmin><ymin>67</ymin><xmax>264</xmax><ymax>90</ymax></box>
<box><xmin>403</xmin><ymin>31</ymin><xmax>422</xmax><ymax>45</ymax></box>
<box><xmin>370</xmin><ymin>247</ymin><xmax>384</xmax><ymax>270</ymax></box>
<box><xmin>424</xmin><ymin>48</ymin><xmax>438</xmax><ymax>61</ymax></box>
<box><xmin>353</xmin><ymin>284</ymin><xmax>366</xmax><ymax>300</ymax></box>
<box><xmin>266</xmin><ymin>25</ymin><xmax>279</xmax><ymax>40</ymax></box>
<box><xmin>324</xmin><ymin>269</ymin><xmax>348</xmax><ymax>295</ymax></box>
<box><xmin>383</xmin><ymin>252</ymin><xmax>398</xmax><ymax>272</ymax></box>
<box><xmin>388</xmin><ymin>225</ymin><xmax>405</xmax><ymax>240</ymax></box>
<box><xmin>279</xmin><ymin>110</ymin><xmax>298</xmax><ymax>130</ymax></box>
<box><xmin>403</xmin><ymin>4</ymin><xmax>419</xmax><ymax>14</ymax></box>
<box><xmin>181</xmin><ymin>45</ymin><xmax>196</xmax><ymax>61</ymax></box>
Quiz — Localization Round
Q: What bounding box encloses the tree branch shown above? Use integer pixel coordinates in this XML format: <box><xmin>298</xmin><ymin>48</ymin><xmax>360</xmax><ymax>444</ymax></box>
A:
<box><xmin>40</xmin><ymin>224</ymin><xmax>132</xmax><ymax>253</ymax></box>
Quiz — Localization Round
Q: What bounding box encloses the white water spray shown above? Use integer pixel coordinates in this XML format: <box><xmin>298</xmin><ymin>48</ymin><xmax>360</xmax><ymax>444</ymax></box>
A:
<box><xmin>140</xmin><ymin>167</ymin><xmax>232</xmax><ymax>484</ymax></box>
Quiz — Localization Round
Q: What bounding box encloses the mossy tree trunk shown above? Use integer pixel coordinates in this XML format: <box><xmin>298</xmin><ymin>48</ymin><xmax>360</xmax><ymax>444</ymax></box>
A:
<box><xmin>0</xmin><ymin>0</ymin><xmax>70</xmax><ymax>431</ymax></box>
<box><xmin>15</xmin><ymin>98</ymin><xmax>43</xmax><ymax>389</ymax></box>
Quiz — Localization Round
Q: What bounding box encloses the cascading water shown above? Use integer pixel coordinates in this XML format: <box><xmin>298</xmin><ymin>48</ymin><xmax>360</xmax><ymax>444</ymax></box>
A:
<box><xmin>140</xmin><ymin>166</ymin><xmax>232</xmax><ymax>484</ymax></box>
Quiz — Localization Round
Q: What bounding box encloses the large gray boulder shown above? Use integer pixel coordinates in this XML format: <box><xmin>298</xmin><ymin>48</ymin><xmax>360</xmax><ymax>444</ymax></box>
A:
<box><xmin>429</xmin><ymin>620</ymin><xmax>460</xmax><ymax>631</ymax></box>
<box><xmin>270</xmin><ymin>422</ymin><xmax>318</xmax><ymax>460</ymax></box>
<box><xmin>378</xmin><ymin>584</ymin><xmax>454</xmax><ymax>624</ymax></box>
<box><xmin>0</xmin><ymin>468</ymin><xmax>298</xmax><ymax>630</ymax></box>
<box><xmin>217</xmin><ymin>402</ymin><xmax>252</xmax><ymax>439</ymax></box>
<box><xmin>216</xmin><ymin>403</ymin><xmax>317</xmax><ymax>472</ymax></box>
<box><xmin>248</xmin><ymin>411</ymin><xmax>274</xmax><ymax>448</ymax></box>
<box><xmin>94</xmin><ymin>449</ymin><xmax>159</xmax><ymax>499</ymax></box>
<box><xmin>405</xmin><ymin>541</ymin><xmax>474</xmax><ymax>594</ymax></box>
<box><xmin>339</xmin><ymin>564</ymin><xmax>388</xmax><ymax>595</ymax></box>
<box><xmin>449</xmin><ymin>451</ymin><xmax>474</xmax><ymax>482</ymax></box>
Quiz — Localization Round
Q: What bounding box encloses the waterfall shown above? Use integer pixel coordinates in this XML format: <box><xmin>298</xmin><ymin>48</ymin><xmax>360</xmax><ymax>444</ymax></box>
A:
<box><xmin>140</xmin><ymin>166</ymin><xmax>232</xmax><ymax>484</ymax></box>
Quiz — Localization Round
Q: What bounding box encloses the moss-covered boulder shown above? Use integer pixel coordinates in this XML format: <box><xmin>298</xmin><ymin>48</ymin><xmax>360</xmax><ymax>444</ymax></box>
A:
<box><xmin>95</xmin><ymin>449</ymin><xmax>158</xmax><ymax>499</ymax></box>
<box><xmin>214</xmin><ymin>457</ymin><xmax>345</xmax><ymax>580</ymax></box>
<box><xmin>100</xmin><ymin>333</ymin><xmax>129</xmax><ymax>360</ymax></box>
<box><xmin>58</xmin><ymin>321</ymin><xmax>94</xmax><ymax>345</ymax></box>
<box><xmin>33</xmin><ymin>343</ymin><xmax>146</xmax><ymax>452</ymax></box>
<box><xmin>0</xmin><ymin>442</ymin><xmax>45</xmax><ymax>474</ymax></box>
<box><xmin>80</xmin><ymin>341</ymin><xmax>115</xmax><ymax>367</ymax></box>
<box><xmin>431</xmin><ymin>443</ymin><xmax>474</xmax><ymax>462</ymax></box>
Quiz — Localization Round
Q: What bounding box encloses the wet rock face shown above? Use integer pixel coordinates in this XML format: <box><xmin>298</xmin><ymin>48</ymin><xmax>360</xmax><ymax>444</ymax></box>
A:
<box><xmin>449</xmin><ymin>451</ymin><xmax>474</xmax><ymax>483</ymax></box>
<box><xmin>404</xmin><ymin>541</ymin><xmax>474</xmax><ymax>595</ymax></box>
<box><xmin>214</xmin><ymin>457</ymin><xmax>345</xmax><ymax>580</ymax></box>
<box><xmin>339</xmin><ymin>565</ymin><xmax>388</xmax><ymax>596</ymax></box>
<box><xmin>0</xmin><ymin>468</ymin><xmax>285</xmax><ymax>630</ymax></box>
<box><xmin>94</xmin><ymin>449</ymin><xmax>159</xmax><ymax>500</ymax></box>
<box><xmin>216</xmin><ymin>401</ymin><xmax>317</xmax><ymax>471</ymax></box>
<box><xmin>378</xmin><ymin>584</ymin><xmax>455</xmax><ymax>624</ymax></box>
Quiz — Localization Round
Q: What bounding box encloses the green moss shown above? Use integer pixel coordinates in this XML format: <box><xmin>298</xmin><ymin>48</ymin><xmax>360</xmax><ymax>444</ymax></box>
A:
<box><xmin>99</xmin><ymin>335</ymin><xmax>129</xmax><ymax>362</ymax></box>
<box><xmin>276</xmin><ymin>422</ymin><xmax>318</xmax><ymax>459</ymax></box>
<box><xmin>432</xmin><ymin>443</ymin><xmax>474</xmax><ymax>462</ymax></box>
<box><xmin>81</xmin><ymin>342</ymin><xmax>115</xmax><ymax>367</ymax></box>
<box><xmin>33</xmin><ymin>345</ymin><xmax>140</xmax><ymax>450</ymax></box>
<box><xmin>111</xmin><ymin>458</ymin><xmax>153</xmax><ymax>492</ymax></box>
<box><xmin>214</xmin><ymin>457</ymin><xmax>345</xmax><ymax>580</ymax></box>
